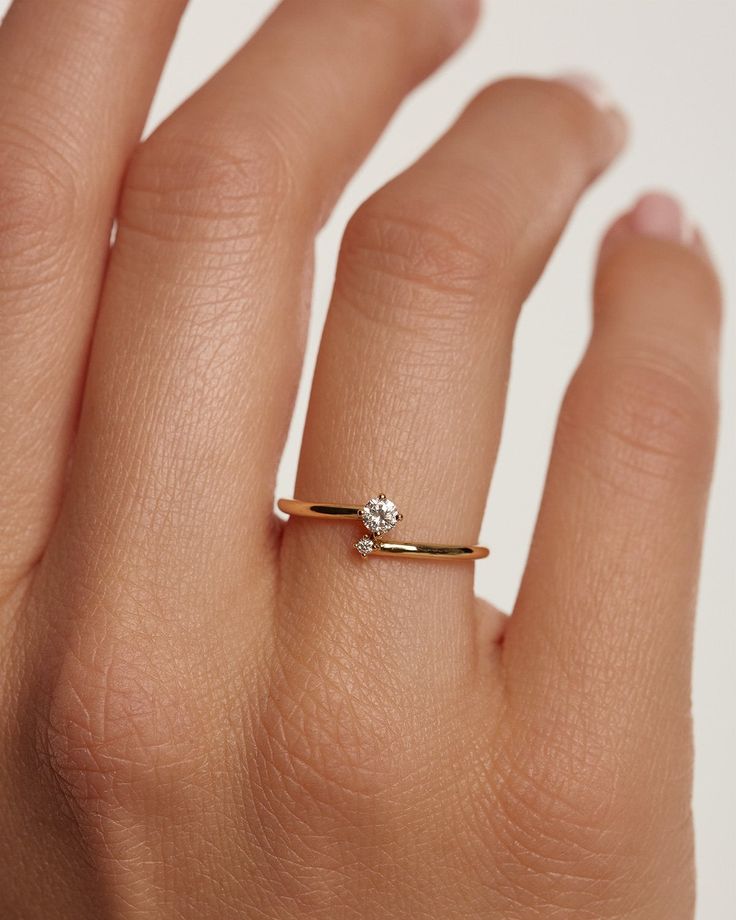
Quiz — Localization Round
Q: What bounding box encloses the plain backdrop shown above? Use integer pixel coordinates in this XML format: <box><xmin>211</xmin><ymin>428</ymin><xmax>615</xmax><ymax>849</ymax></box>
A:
<box><xmin>5</xmin><ymin>0</ymin><xmax>734</xmax><ymax>916</ymax></box>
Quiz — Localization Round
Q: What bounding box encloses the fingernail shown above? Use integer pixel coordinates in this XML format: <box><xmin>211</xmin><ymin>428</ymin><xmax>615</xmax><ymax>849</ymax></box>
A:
<box><xmin>555</xmin><ymin>71</ymin><xmax>618</xmax><ymax>112</ymax></box>
<box><xmin>629</xmin><ymin>192</ymin><xmax>695</xmax><ymax>246</ymax></box>
<box><xmin>554</xmin><ymin>71</ymin><xmax>628</xmax><ymax>154</ymax></box>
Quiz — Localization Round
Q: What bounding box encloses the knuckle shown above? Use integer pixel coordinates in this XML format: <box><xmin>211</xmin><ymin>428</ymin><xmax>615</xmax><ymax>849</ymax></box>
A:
<box><xmin>0</xmin><ymin>132</ymin><xmax>81</xmax><ymax>275</ymax></box>
<box><xmin>34</xmin><ymin>627</ymin><xmax>201</xmax><ymax>819</ymax></box>
<box><xmin>562</xmin><ymin>355</ymin><xmax>718</xmax><ymax>492</ymax></box>
<box><xmin>492</xmin><ymin>722</ymin><xmax>631</xmax><ymax>840</ymax></box>
<box><xmin>253</xmin><ymin>649</ymin><xmax>416</xmax><ymax>814</ymax></box>
<box><xmin>486</xmin><ymin>725</ymin><xmax>687</xmax><ymax>914</ymax></box>
<box><xmin>121</xmin><ymin>121</ymin><xmax>296</xmax><ymax>246</ymax></box>
<box><xmin>338</xmin><ymin>196</ymin><xmax>500</xmax><ymax>332</ymax></box>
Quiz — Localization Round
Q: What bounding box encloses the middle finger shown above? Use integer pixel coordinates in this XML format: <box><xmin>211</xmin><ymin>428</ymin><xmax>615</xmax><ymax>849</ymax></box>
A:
<box><xmin>46</xmin><ymin>0</ymin><xmax>477</xmax><ymax>619</ymax></box>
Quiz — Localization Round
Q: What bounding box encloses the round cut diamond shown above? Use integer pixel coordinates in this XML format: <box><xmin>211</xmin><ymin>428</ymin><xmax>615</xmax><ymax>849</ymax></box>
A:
<box><xmin>355</xmin><ymin>536</ymin><xmax>376</xmax><ymax>557</ymax></box>
<box><xmin>361</xmin><ymin>496</ymin><xmax>400</xmax><ymax>536</ymax></box>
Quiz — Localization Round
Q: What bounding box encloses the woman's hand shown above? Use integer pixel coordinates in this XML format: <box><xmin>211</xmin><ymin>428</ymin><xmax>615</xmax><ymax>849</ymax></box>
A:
<box><xmin>0</xmin><ymin>1</ymin><xmax>721</xmax><ymax>917</ymax></box>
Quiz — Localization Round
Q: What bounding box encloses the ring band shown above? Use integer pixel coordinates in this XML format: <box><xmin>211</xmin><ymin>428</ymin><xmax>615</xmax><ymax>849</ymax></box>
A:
<box><xmin>277</xmin><ymin>496</ymin><xmax>489</xmax><ymax>561</ymax></box>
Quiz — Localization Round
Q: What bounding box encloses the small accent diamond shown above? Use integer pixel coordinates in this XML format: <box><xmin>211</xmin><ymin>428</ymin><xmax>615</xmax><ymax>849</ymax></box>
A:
<box><xmin>355</xmin><ymin>536</ymin><xmax>376</xmax><ymax>557</ymax></box>
<box><xmin>361</xmin><ymin>495</ymin><xmax>401</xmax><ymax>536</ymax></box>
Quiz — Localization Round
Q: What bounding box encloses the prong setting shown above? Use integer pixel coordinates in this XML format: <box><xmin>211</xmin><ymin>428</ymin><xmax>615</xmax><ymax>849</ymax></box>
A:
<box><xmin>355</xmin><ymin>536</ymin><xmax>376</xmax><ymax>557</ymax></box>
<box><xmin>360</xmin><ymin>495</ymin><xmax>401</xmax><ymax>536</ymax></box>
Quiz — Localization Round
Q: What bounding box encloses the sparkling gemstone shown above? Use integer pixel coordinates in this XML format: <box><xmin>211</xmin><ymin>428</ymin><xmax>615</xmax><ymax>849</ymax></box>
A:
<box><xmin>355</xmin><ymin>536</ymin><xmax>376</xmax><ymax>557</ymax></box>
<box><xmin>361</xmin><ymin>496</ymin><xmax>400</xmax><ymax>536</ymax></box>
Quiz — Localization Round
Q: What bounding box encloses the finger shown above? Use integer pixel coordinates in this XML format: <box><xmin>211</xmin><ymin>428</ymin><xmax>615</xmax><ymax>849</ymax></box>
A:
<box><xmin>504</xmin><ymin>193</ymin><xmax>720</xmax><ymax>837</ymax></box>
<box><xmin>476</xmin><ymin>598</ymin><xmax>508</xmax><ymax>651</ymax></box>
<box><xmin>0</xmin><ymin>0</ymin><xmax>188</xmax><ymax>587</ymax></box>
<box><xmin>49</xmin><ymin>0</ymin><xmax>479</xmax><ymax>611</ymax></box>
<box><xmin>280</xmin><ymin>76</ymin><xmax>626</xmax><ymax>692</ymax></box>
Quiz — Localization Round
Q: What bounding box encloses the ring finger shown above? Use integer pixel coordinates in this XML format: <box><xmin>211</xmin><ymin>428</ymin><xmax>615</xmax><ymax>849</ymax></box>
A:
<box><xmin>281</xmin><ymin>75</ymin><xmax>626</xmax><ymax>695</ymax></box>
<box><xmin>42</xmin><ymin>0</ymin><xmax>478</xmax><ymax>642</ymax></box>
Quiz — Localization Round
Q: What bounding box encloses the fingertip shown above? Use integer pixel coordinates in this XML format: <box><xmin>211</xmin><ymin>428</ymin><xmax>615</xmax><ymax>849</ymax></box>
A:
<box><xmin>454</xmin><ymin>0</ymin><xmax>483</xmax><ymax>42</ymax></box>
<box><xmin>437</xmin><ymin>0</ymin><xmax>482</xmax><ymax>46</ymax></box>
<box><xmin>555</xmin><ymin>71</ymin><xmax>618</xmax><ymax>113</ymax></box>
<box><xmin>598</xmin><ymin>191</ymin><xmax>715</xmax><ymax>268</ymax></box>
<box><xmin>553</xmin><ymin>71</ymin><xmax>629</xmax><ymax>159</ymax></box>
<box><xmin>594</xmin><ymin>192</ymin><xmax>722</xmax><ymax>336</ymax></box>
<box><xmin>629</xmin><ymin>191</ymin><xmax>695</xmax><ymax>245</ymax></box>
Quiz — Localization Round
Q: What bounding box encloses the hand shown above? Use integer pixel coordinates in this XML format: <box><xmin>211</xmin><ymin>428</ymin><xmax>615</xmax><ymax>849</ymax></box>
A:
<box><xmin>0</xmin><ymin>1</ymin><xmax>721</xmax><ymax>918</ymax></box>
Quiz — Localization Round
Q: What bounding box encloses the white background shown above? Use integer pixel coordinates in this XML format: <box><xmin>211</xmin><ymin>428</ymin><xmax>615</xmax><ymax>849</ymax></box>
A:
<box><xmin>153</xmin><ymin>3</ymin><xmax>735</xmax><ymax>914</ymax></box>
<box><xmin>9</xmin><ymin>0</ymin><xmax>734</xmax><ymax>914</ymax></box>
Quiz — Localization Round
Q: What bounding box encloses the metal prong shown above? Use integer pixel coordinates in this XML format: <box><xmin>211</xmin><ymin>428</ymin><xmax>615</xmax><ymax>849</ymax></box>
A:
<box><xmin>397</xmin><ymin>513</ymin><xmax>403</xmax><ymax>522</ymax></box>
<box><xmin>378</xmin><ymin>493</ymin><xmax>386</xmax><ymax>500</ymax></box>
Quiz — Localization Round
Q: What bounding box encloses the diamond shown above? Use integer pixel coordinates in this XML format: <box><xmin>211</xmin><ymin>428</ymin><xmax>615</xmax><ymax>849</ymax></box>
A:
<box><xmin>360</xmin><ymin>495</ymin><xmax>401</xmax><ymax>536</ymax></box>
<box><xmin>355</xmin><ymin>536</ymin><xmax>376</xmax><ymax>557</ymax></box>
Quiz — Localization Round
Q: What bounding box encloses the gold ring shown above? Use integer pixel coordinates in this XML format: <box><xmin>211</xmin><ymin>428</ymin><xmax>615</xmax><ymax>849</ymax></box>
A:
<box><xmin>277</xmin><ymin>495</ymin><xmax>489</xmax><ymax>561</ymax></box>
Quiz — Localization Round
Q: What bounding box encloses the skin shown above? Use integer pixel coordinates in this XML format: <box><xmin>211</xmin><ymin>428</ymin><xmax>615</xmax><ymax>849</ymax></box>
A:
<box><xmin>0</xmin><ymin>1</ymin><xmax>722</xmax><ymax>918</ymax></box>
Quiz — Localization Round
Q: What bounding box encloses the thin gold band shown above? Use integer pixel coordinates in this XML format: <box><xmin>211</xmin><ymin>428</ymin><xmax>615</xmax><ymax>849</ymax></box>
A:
<box><xmin>277</xmin><ymin>499</ymin><xmax>363</xmax><ymax>520</ymax></box>
<box><xmin>277</xmin><ymin>498</ymin><xmax>489</xmax><ymax>561</ymax></box>
<box><xmin>366</xmin><ymin>541</ymin><xmax>489</xmax><ymax>560</ymax></box>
